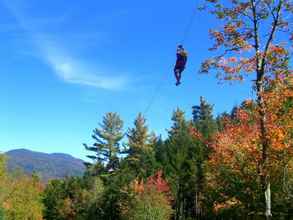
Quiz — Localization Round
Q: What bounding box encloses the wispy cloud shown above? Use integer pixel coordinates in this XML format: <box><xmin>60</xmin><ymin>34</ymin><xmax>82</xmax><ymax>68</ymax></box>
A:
<box><xmin>43</xmin><ymin>48</ymin><xmax>128</xmax><ymax>90</ymax></box>
<box><xmin>2</xmin><ymin>0</ymin><xmax>128</xmax><ymax>90</ymax></box>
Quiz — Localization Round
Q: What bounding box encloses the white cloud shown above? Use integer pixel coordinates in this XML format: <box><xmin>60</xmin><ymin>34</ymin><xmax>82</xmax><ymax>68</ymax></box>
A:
<box><xmin>3</xmin><ymin>0</ymin><xmax>128</xmax><ymax>90</ymax></box>
<box><xmin>36</xmin><ymin>39</ymin><xmax>128</xmax><ymax>90</ymax></box>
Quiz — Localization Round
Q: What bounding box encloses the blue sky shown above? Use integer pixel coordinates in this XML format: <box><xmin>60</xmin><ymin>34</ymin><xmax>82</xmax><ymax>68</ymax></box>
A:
<box><xmin>0</xmin><ymin>0</ymin><xmax>254</xmax><ymax>160</ymax></box>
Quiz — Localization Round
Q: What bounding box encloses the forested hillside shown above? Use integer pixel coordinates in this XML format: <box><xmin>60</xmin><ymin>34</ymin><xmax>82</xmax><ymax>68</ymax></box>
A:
<box><xmin>6</xmin><ymin>149</ymin><xmax>85</xmax><ymax>182</ymax></box>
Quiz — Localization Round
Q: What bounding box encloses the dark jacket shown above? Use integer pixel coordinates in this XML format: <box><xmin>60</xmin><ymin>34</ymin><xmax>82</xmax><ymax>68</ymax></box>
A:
<box><xmin>175</xmin><ymin>50</ymin><xmax>188</xmax><ymax>69</ymax></box>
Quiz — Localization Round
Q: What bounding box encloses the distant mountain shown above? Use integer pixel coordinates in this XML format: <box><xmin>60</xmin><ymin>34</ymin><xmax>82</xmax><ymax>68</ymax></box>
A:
<box><xmin>6</xmin><ymin>149</ymin><xmax>86</xmax><ymax>182</ymax></box>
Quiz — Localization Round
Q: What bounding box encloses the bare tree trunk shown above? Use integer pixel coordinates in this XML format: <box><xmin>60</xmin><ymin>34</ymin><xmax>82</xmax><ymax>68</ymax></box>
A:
<box><xmin>195</xmin><ymin>191</ymin><xmax>202</xmax><ymax>219</ymax></box>
<box><xmin>256</xmin><ymin>78</ymin><xmax>272</xmax><ymax>220</ymax></box>
<box><xmin>250</xmin><ymin>0</ymin><xmax>284</xmax><ymax>215</ymax></box>
<box><xmin>265</xmin><ymin>182</ymin><xmax>272</xmax><ymax>219</ymax></box>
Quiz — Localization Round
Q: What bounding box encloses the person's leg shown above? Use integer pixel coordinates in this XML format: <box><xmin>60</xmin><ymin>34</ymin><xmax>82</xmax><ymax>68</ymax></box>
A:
<box><xmin>176</xmin><ymin>68</ymin><xmax>184</xmax><ymax>85</ymax></box>
<box><xmin>178</xmin><ymin>70</ymin><xmax>182</xmax><ymax>82</ymax></box>
<box><xmin>174</xmin><ymin>68</ymin><xmax>180</xmax><ymax>83</ymax></box>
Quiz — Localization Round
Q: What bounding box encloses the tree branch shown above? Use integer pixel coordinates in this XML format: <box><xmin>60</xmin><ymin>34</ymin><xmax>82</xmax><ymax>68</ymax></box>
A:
<box><xmin>264</xmin><ymin>1</ymin><xmax>277</xmax><ymax>21</ymax></box>
<box><xmin>261</xmin><ymin>0</ymin><xmax>284</xmax><ymax>73</ymax></box>
<box><xmin>250</xmin><ymin>0</ymin><xmax>261</xmax><ymax>74</ymax></box>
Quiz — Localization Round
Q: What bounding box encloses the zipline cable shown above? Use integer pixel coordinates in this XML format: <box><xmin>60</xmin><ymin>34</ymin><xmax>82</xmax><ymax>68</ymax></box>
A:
<box><xmin>143</xmin><ymin>72</ymin><xmax>167</xmax><ymax>116</ymax></box>
<box><xmin>180</xmin><ymin>8</ymin><xmax>197</xmax><ymax>45</ymax></box>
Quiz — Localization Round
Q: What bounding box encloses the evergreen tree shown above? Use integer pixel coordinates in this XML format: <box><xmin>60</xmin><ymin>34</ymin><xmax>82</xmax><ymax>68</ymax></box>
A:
<box><xmin>216</xmin><ymin>112</ymin><xmax>230</xmax><ymax>131</ymax></box>
<box><xmin>84</xmin><ymin>112</ymin><xmax>124</xmax><ymax>174</ymax></box>
<box><xmin>192</xmin><ymin>97</ymin><xmax>218</xmax><ymax>218</ymax></box>
<box><xmin>127</xmin><ymin>113</ymin><xmax>149</xmax><ymax>152</ymax></box>
<box><xmin>43</xmin><ymin>176</ymin><xmax>104</xmax><ymax>220</ymax></box>
<box><xmin>164</xmin><ymin>109</ymin><xmax>201</xmax><ymax>220</ymax></box>
<box><xmin>124</xmin><ymin>113</ymin><xmax>157</xmax><ymax>179</ymax></box>
<box><xmin>192</xmin><ymin>96</ymin><xmax>217</xmax><ymax>139</ymax></box>
<box><xmin>230</xmin><ymin>105</ymin><xmax>240</xmax><ymax>120</ymax></box>
<box><xmin>154</xmin><ymin>135</ymin><xmax>167</xmax><ymax>166</ymax></box>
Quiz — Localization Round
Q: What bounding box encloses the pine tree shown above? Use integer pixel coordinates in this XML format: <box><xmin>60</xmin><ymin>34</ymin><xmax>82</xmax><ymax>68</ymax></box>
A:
<box><xmin>126</xmin><ymin>113</ymin><xmax>149</xmax><ymax>153</ymax></box>
<box><xmin>154</xmin><ymin>136</ymin><xmax>167</xmax><ymax>166</ymax></box>
<box><xmin>164</xmin><ymin>109</ymin><xmax>201</xmax><ymax>220</ymax></box>
<box><xmin>124</xmin><ymin>113</ymin><xmax>156</xmax><ymax>179</ymax></box>
<box><xmin>192</xmin><ymin>97</ymin><xmax>217</xmax><ymax>218</ymax></box>
<box><xmin>84</xmin><ymin>112</ymin><xmax>124</xmax><ymax>174</ymax></box>
<box><xmin>169</xmin><ymin>108</ymin><xmax>186</xmax><ymax>136</ymax></box>
<box><xmin>192</xmin><ymin>96</ymin><xmax>217</xmax><ymax>139</ymax></box>
<box><xmin>216</xmin><ymin>112</ymin><xmax>230</xmax><ymax>131</ymax></box>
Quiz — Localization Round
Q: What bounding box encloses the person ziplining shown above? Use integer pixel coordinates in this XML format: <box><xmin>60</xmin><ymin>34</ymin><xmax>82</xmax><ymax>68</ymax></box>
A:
<box><xmin>174</xmin><ymin>45</ymin><xmax>188</xmax><ymax>86</ymax></box>
<box><xmin>141</xmin><ymin>9</ymin><xmax>196</xmax><ymax>115</ymax></box>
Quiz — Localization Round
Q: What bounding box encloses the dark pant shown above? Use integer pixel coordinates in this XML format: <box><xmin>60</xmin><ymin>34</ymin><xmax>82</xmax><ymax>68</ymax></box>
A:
<box><xmin>174</xmin><ymin>67</ymin><xmax>184</xmax><ymax>83</ymax></box>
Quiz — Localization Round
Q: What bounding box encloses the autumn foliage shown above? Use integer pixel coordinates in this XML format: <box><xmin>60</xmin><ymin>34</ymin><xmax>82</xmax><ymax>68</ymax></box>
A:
<box><xmin>132</xmin><ymin>170</ymin><xmax>172</xmax><ymax>202</ymax></box>
<box><xmin>207</xmin><ymin>79</ymin><xmax>293</xmax><ymax>215</ymax></box>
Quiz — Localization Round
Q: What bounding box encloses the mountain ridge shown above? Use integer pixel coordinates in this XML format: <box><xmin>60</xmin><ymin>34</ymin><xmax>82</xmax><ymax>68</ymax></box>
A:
<box><xmin>5</xmin><ymin>148</ymin><xmax>86</xmax><ymax>182</ymax></box>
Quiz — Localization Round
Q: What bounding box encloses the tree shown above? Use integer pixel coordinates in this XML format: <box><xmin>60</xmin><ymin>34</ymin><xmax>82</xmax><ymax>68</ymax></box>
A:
<box><xmin>123</xmin><ymin>113</ymin><xmax>157</xmax><ymax>179</ymax></box>
<box><xmin>208</xmin><ymin>106</ymin><xmax>263</xmax><ymax>216</ymax></box>
<box><xmin>163</xmin><ymin>109</ymin><xmax>203</xmax><ymax>219</ymax></box>
<box><xmin>200</xmin><ymin>0</ymin><xmax>292</xmax><ymax>218</ymax></box>
<box><xmin>84</xmin><ymin>112</ymin><xmax>124</xmax><ymax>174</ymax></box>
<box><xmin>98</xmin><ymin>172</ymin><xmax>134</xmax><ymax>220</ymax></box>
<box><xmin>216</xmin><ymin>112</ymin><xmax>231</xmax><ymax>131</ymax></box>
<box><xmin>43</xmin><ymin>179</ymin><xmax>67</xmax><ymax>220</ymax></box>
<box><xmin>192</xmin><ymin>96</ymin><xmax>218</xmax><ymax>139</ymax></box>
<box><xmin>207</xmin><ymin>83</ymin><xmax>293</xmax><ymax>217</ymax></box>
<box><xmin>192</xmin><ymin>97</ymin><xmax>218</xmax><ymax>218</ymax></box>
<box><xmin>3</xmin><ymin>174</ymin><xmax>43</xmax><ymax>220</ymax></box>
<box><xmin>43</xmin><ymin>176</ymin><xmax>104</xmax><ymax>220</ymax></box>
<box><xmin>125</xmin><ymin>171</ymin><xmax>173</xmax><ymax>220</ymax></box>
<box><xmin>0</xmin><ymin>155</ymin><xmax>7</xmax><ymax>220</ymax></box>
<box><xmin>0</xmin><ymin>156</ymin><xmax>43</xmax><ymax>220</ymax></box>
<box><xmin>126</xmin><ymin>188</ymin><xmax>173</xmax><ymax>220</ymax></box>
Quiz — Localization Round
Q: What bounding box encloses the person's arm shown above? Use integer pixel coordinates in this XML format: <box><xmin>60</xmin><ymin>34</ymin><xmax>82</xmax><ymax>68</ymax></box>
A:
<box><xmin>182</xmin><ymin>51</ymin><xmax>187</xmax><ymax>64</ymax></box>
